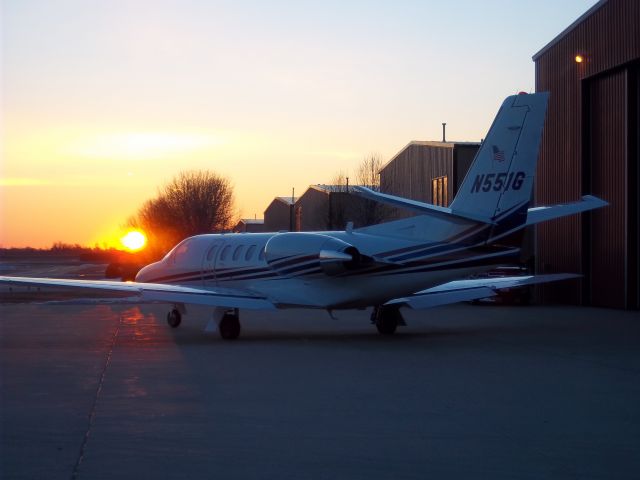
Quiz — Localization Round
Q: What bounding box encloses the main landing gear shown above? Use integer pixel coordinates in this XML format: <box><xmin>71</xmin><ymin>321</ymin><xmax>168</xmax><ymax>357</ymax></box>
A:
<box><xmin>219</xmin><ymin>309</ymin><xmax>241</xmax><ymax>340</ymax></box>
<box><xmin>372</xmin><ymin>305</ymin><xmax>405</xmax><ymax>335</ymax></box>
<box><xmin>166</xmin><ymin>306</ymin><xmax>242</xmax><ymax>340</ymax></box>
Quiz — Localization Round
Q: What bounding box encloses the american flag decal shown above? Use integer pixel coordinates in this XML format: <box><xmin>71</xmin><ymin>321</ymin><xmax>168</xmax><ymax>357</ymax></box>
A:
<box><xmin>492</xmin><ymin>145</ymin><xmax>505</xmax><ymax>162</ymax></box>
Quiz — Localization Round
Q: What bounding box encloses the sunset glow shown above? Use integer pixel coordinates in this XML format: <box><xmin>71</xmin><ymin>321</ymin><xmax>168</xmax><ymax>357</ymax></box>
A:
<box><xmin>67</xmin><ymin>131</ymin><xmax>223</xmax><ymax>161</ymax></box>
<box><xmin>1</xmin><ymin>0</ymin><xmax>597</xmax><ymax>248</ymax></box>
<box><xmin>120</xmin><ymin>231</ymin><xmax>147</xmax><ymax>252</ymax></box>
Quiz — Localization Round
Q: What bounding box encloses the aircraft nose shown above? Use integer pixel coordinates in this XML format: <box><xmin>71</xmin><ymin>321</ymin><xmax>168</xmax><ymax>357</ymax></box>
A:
<box><xmin>135</xmin><ymin>263</ymin><xmax>157</xmax><ymax>283</ymax></box>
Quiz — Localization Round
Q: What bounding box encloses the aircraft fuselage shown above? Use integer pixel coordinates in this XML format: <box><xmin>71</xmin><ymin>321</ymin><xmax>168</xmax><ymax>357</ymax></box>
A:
<box><xmin>136</xmin><ymin>229</ymin><xmax>517</xmax><ymax>309</ymax></box>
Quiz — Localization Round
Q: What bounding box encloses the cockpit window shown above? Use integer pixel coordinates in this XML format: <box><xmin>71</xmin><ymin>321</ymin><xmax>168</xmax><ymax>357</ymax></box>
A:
<box><xmin>258</xmin><ymin>246</ymin><xmax>266</xmax><ymax>261</ymax></box>
<box><xmin>232</xmin><ymin>245</ymin><xmax>245</xmax><ymax>261</ymax></box>
<box><xmin>172</xmin><ymin>240</ymin><xmax>191</xmax><ymax>264</ymax></box>
<box><xmin>245</xmin><ymin>245</ymin><xmax>256</xmax><ymax>261</ymax></box>
<box><xmin>220</xmin><ymin>245</ymin><xmax>232</xmax><ymax>261</ymax></box>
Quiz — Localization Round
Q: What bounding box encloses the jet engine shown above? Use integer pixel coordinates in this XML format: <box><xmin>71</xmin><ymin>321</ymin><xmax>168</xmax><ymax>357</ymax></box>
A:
<box><xmin>264</xmin><ymin>232</ymin><xmax>363</xmax><ymax>276</ymax></box>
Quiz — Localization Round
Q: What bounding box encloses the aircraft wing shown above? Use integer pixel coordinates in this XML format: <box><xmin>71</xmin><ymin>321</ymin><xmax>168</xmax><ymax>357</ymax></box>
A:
<box><xmin>0</xmin><ymin>276</ymin><xmax>276</xmax><ymax>310</ymax></box>
<box><xmin>385</xmin><ymin>273</ymin><xmax>579</xmax><ymax>309</ymax></box>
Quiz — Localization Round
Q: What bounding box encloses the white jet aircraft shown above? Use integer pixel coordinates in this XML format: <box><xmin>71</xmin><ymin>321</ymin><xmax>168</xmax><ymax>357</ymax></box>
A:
<box><xmin>1</xmin><ymin>92</ymin><xmax>607</xmax><ymax>339</ymax></box>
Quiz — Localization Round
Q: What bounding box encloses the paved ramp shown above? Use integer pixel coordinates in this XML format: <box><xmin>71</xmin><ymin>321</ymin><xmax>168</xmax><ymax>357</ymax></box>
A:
<box><xmin>2</xmin><ymin>304</ymin><xmax>640</xmax><ymax>479</ymax></box>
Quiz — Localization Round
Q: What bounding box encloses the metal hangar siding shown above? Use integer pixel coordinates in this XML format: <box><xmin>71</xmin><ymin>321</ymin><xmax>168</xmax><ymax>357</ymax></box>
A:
<box><xmin>263</xmin><ymin>197</ymin><xmax>297</xmax><ymax>232</ymax></box>
<box><xmin>379</xmin><ymin>141</ymin><xmax>480</xmax><ymax>215</ymax></box>
<box><xmin>533</xmin><ymin>0</ymin><xmax>640</xmax><ymax>309</ymax></box>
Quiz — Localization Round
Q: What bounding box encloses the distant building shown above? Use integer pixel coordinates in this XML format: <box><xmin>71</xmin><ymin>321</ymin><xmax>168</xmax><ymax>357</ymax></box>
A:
<box><xmin>379</xmin><ymin>141</ymin><xmax>480</xmax><ymax>218</ymax></box>
<box><xmin>533</xmin><ymin>0</ymin><xmax>639</xmax><ymax>309</ymax></box>
<box><xmin>233</xmin><ymin>219</ymin><xmax>265</xmax><ymax>233</ymax></box>
<box><xmin>264</xmin><ymin>196</ymin><xmax>297</xmax><ymax>232</ymax></box>
<box><xmin>294</xmin><ymin>186</ymin><xmax>330</xmax><ymax>231</ymax></box>
<box><xmin>296</xmin><ymin>185</ymin><xmax>385</xmax><ymax>231</ymax></box>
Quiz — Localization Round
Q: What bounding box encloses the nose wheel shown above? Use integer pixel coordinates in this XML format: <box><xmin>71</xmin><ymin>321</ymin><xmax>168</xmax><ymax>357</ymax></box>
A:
<box><xmin>167</xmin><ymin>308</ymin><xmax>182</xmax><ymax>328</ymax></box>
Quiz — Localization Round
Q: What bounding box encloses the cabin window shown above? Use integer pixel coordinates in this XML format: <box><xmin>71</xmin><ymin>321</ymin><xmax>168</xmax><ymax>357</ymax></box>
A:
<box><xmin>232</xmin><ymin>245</ymin><xmax>245</xmax><ymax>261</ymax></box>
<box><xmin>206</xmin><ymin>245</ymin><xmax>218</xmax><ymax>262</ymax></box>
<box><xmin>220</xmin><ymin>245</ymin><xmax>232</xmax><ymax>261</ymax></box>
<box><xmin>245</xmin><ymin>245</ymin><xmax>257</xmax><ymax>261</ymax></box>
<box><xmin>432</xmin><ymin>176</ymin><xmax>448</xmax><ymax>206</ymax></box>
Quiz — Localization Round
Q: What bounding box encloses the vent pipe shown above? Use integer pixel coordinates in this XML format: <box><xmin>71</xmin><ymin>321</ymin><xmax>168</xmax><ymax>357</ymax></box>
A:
<box><xmin>442</xmin><ymin>123</ymin><xmax>447</xmax><ymax>142</ymax></box>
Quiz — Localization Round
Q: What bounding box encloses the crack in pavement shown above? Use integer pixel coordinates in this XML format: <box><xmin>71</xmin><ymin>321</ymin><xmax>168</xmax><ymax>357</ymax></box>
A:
<box><xmin>71</xmin><ymin>313</ymin><xmax>122</xmax><ymax>480</ymax></box>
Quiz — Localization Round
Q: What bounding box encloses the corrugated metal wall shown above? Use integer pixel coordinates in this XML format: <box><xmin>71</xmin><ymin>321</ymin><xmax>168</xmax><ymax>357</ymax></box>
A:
<box><xmin>264</xmin><ymin>200</ymin><xmax>293</xmax><ymax>232</ymax></box>
<box><xmin>587</xmin><ymin>70</ymin><xmax>627</xmax><ymax>307</ymax></box>
<box><xmin>630</xmin><ymin>65</ymin><xmax>640</xmax><ymax>309</ymax></box>
<box><xmin>453</xmin><ymin>145</ymin><xmax>480</xmax><ymax>193</ymax></box>
<box><xmin>534</xmin><ymin>15</ymin><xmax>586</xmax><ymax>303</ymax></box>
<box><xmin>380</xmin><ymin>144</ymin><xmax>453</xmax><ymax>204</ymax></box>
<box><xmin>297</xmin><ymin>188</ymin><xmax>329</xmax><ymax>231</ymax></box>
<box><xmin>534</xmin><ymin>0</ymin><xmax>640</xmax><ymax>308</ymax></box>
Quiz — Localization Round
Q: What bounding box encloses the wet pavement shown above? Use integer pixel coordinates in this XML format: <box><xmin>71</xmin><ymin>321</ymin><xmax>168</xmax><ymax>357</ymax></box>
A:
<box><xmin>1</xmin><ymin>303</ymin><xmax>639</xmax><ymax>479</ymax></box>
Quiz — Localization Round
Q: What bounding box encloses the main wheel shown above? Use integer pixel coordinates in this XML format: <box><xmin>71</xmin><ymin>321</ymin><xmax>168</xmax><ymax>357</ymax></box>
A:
<box><xmin>374</xmin><ymin>306</ymin><xmax>402</xmax><ymax>335</ymax></box>
<box><xmin>167</xmin><ymin>308</ymin><xmax>182</xmax><ymax>328</ymax></box>
<box><xmin>219</xmin><ymin>313</ymin><xmax>241</xmax><ymax>340</ymax></box>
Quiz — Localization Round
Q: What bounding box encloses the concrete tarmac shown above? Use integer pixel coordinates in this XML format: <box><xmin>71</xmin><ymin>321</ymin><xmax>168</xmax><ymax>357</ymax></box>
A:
<box><xmin>1</xmin><ymin>303</ymin><xmax>639</xmax><ymax>479</ymax></box>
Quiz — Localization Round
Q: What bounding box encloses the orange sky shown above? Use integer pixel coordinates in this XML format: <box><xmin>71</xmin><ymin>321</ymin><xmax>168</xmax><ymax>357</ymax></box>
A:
<box><xmin>1</xmin><ymin>0</ymin><xmax>597</xmax><ymax>248</ymax></box>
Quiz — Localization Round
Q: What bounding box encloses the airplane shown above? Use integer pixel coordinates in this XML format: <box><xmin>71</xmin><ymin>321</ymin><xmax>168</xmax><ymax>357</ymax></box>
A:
<box><xmin>0</xmin><ymin>92</ymin><xmax>607</xmax><ymax>340</ymax></box>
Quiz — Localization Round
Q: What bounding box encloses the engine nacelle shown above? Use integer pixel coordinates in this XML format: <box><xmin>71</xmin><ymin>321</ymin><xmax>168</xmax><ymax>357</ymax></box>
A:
<box><xmin>264</xmin><ymin>232</ymin><xmax>362</xmax><ymax>276</ymax></box>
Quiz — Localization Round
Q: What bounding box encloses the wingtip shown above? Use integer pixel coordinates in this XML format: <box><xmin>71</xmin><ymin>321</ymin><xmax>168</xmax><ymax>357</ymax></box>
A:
<box><xmin>581</xmin><ymin>195</ymin><xmax>609</xmax><ymax>207</ymax></box>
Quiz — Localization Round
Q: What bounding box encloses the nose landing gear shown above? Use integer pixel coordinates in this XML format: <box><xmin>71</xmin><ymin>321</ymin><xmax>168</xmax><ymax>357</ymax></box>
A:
<box><xmin>167</xmin><ymin>308</ymin><xmax>182</xmax><ymax>328</ymax></box>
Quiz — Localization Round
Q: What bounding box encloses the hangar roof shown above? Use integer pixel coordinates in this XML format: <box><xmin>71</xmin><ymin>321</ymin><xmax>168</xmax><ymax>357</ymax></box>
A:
<box><xmin>274</xmin><ymin>196</ymin><xmax>297</xmax><ymax>205</ymax></box>
<box><xmin>532</xmin><ymin>0</ymin><xmax>607</xmax><ymax>60</ymax></box>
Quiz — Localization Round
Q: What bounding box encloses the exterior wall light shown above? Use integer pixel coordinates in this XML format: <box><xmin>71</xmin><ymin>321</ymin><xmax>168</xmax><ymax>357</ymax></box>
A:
<box><xmin>575</xmin><ymin>54</ymin><xmax>584</xmax><ymax>63</ymax></box>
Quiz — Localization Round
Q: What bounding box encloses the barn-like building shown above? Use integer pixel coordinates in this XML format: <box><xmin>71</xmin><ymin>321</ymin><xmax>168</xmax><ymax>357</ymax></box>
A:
<box><xmin>263</xmin><ymin>197</ymin><xmax>297</xmax><ymax>232</ymax></box>
<box><xmin>295</xmin><ymin>185</ymin><xmax>383</xmax><ymax>231</ymax></box>
<box><xmin>233</xmin><ymin>219</ymin><xmax>265</xmax><ymax>233</ymax></box>
<box><xmin>533</xmin><ymin>0</ymin><xmax>639</xmax><ymax>309</ymax></box>
<box><xmin>379</xmin><ymin>141</ymin><xmax>480</xmax><ymax>215</ymax></box>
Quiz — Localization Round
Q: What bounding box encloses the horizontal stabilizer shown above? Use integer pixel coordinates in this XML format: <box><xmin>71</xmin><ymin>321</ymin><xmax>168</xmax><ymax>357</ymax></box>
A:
<box><xmin>0</xmin><ymin>276</ymin><xmax>276</xmax><ymax>310</ymax></box>
<box><xmin>352</xmin><ymin>187</ymin><xmax>495</xmax><ymax>224</ymax></box>
<box><xmin>386</xmin><ymin>273</ymin><xmax>579</xmax><ymax>310</ymax></box>
<box><xmin>526</xmin><ymin>195</ymin><xmax>608</xmax><ymax>225</ymax></box>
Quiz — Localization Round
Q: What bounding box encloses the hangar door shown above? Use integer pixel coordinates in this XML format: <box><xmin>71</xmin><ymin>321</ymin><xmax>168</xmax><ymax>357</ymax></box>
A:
<box><xmin>585</xmin><ymin>66</ymin><xmax>640</xmax><ymax>309</ymax></box>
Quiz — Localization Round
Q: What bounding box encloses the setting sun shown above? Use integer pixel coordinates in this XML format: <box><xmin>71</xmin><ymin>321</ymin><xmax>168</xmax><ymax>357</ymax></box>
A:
<box><xmin>121</xmin><ymin>231</ymin><xmax>147</xmax><ymax>251</ymax></box>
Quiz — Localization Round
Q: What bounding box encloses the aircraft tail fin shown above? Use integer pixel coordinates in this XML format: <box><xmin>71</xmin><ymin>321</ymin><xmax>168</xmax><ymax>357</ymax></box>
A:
<box><xmin>449</xmin><ymin>92</ymin><xmax>549</xmax><ymax>230</ymax></box>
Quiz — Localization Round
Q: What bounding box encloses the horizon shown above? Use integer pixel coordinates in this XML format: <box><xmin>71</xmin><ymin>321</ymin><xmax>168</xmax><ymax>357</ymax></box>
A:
<box><xmin>1</xmin><ymin>0</ymin><xmax>598</xmax><ymax>248</ymax></box>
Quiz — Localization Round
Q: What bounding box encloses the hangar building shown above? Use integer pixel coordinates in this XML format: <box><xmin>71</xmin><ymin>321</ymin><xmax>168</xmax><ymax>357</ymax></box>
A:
<box><xmin>233</xmin><ymin>219</ymin><xmax>265</xmax><ymax>233</ymax></box>
<box><xmin>295</xmin><ymin>185</ymin><xmax>383</xmax><ymax>231</ymax></box>
<box><xmin>263</xmin><ymin>196</ymin><xmax>297</xmax><ymax>232</ymax></box>
<box><xmin>533</xmin><ymin>0</ymin><xmax>639</xmax><ymax>309</ymax></box>
<box><xmin>379</xmin><ymin>141</ymin><xmax>480</xmax><ymax>215</ymax></box>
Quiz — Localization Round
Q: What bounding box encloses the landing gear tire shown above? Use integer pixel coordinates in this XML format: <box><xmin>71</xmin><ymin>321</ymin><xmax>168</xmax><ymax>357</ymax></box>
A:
<box><xmin>167</xmin><ymin>308</ymin><xmax>182</xmax><ymax>328</ymax></box>
<box><xmin>373</xmin><ymin>306</ymin><xmax>403</xmax><ymax>335</ymax></box>
<box><xmin>219</xmin><ymin>313</ymin><xmax>241</xmax><ymax>340</ymax></box>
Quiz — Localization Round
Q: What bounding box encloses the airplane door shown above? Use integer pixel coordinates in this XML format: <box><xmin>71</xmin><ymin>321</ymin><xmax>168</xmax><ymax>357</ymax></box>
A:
<box><xmin>202</xmin><ymin>240</ymin><xmax>224</xmax><ymax>286</ymax></box>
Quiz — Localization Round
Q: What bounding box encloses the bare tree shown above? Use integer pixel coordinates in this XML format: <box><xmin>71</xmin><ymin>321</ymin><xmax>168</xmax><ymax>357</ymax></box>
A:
<box><xmin>356</xmin><ymin>153</ymin><xmax>384</xmax><ymax>190</ymax></box>
<box><xmin>355</xmin><ymin>154</ymin><xmax>390</xmax><ymax>225</ymax></box>
<box><xmin>130</xmin><ymin>170</ymin><xmax>235</xmax><ymax>258</ymax></box>
<box><xmin>326</xmin><ymin>154</ymin><xmax>389</xmax><ymax>228</ymax></box>
<box><xmin>330</xmin><ymin>171</ymin><xmax>350</xmax><ymax>192</ymax></box>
